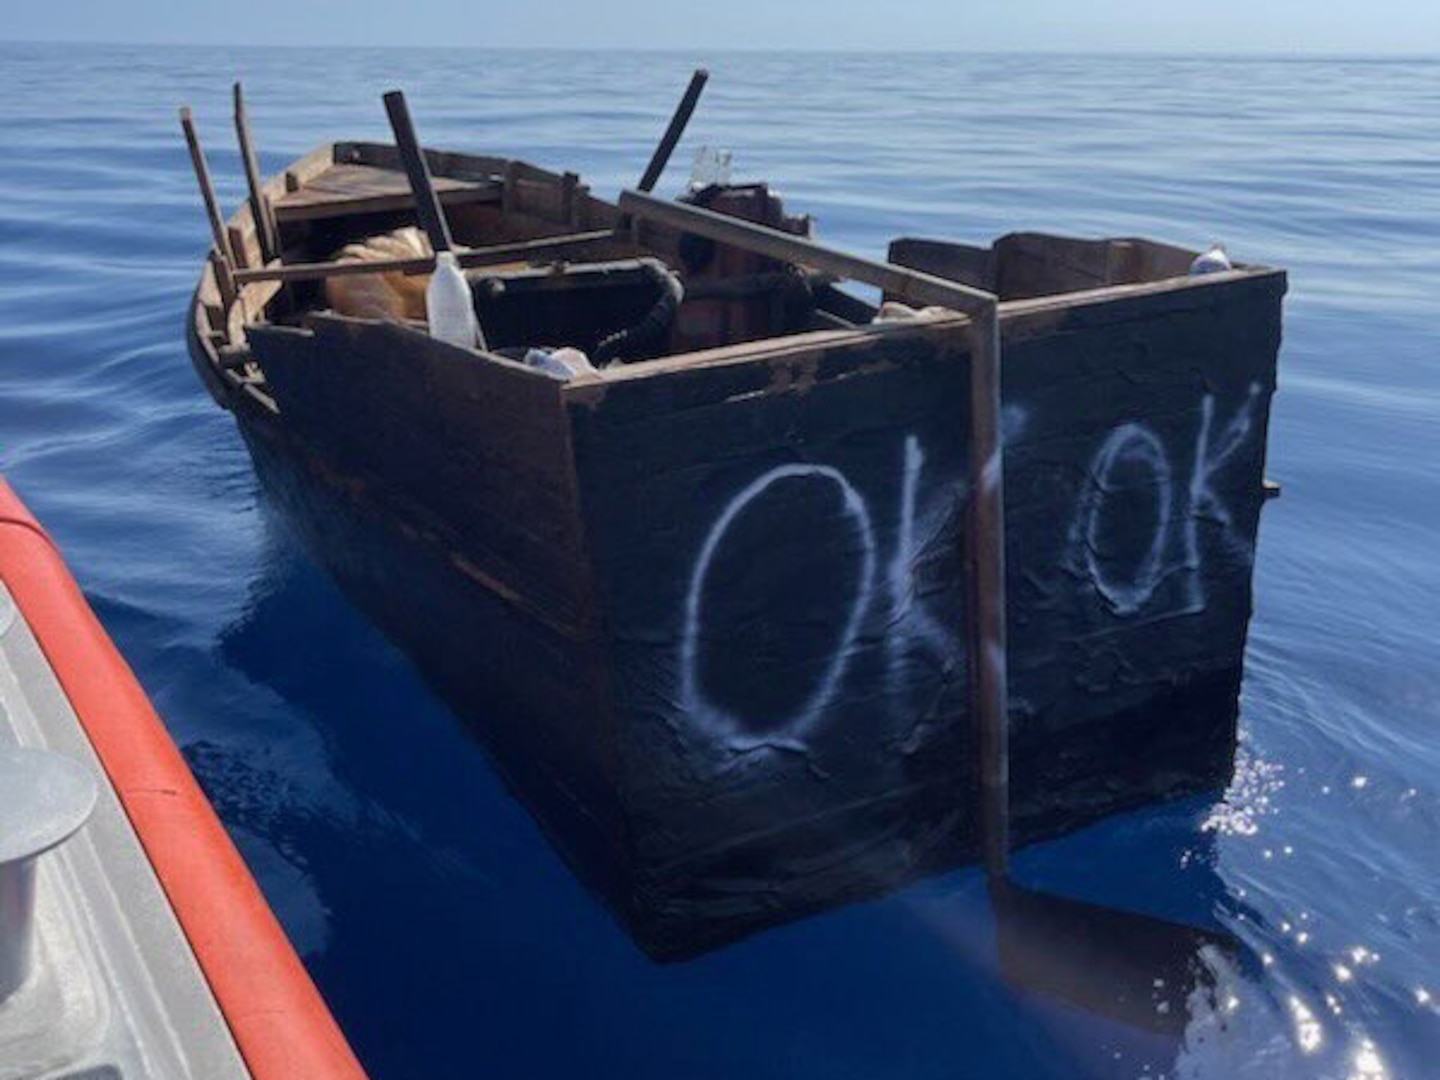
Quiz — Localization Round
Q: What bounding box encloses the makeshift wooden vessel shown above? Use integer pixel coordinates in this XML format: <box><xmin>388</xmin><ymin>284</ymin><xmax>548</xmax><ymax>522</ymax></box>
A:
<box><xmin>183</xmin><ymin>79</ymin><xmax>1285</xmax><ymax>959</ymax></box>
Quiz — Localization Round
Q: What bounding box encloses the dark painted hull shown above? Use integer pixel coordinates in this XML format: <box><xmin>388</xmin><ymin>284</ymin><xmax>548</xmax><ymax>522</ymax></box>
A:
<box><xmin>198</xmin><ymin>258</ymin><xmax>1284</xmax><ymax>958</ymax></box>
<box><xmin>233</xmin><ymin>409</ymin><xmax>1243</xmax><ymax>959</ymax></box>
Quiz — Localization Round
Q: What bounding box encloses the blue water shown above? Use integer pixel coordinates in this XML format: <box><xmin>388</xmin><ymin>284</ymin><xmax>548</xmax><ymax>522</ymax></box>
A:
<box><xmin>2</xmin><ymin>43</ymin><xmax>1438</xmax><ymax>1079</ymax></box>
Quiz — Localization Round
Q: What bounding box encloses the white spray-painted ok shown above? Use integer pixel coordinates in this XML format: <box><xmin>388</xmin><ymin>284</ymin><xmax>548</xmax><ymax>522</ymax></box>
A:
<box><xmin>682</xmin><ymin>384</ymin><xmax>1263</xmax><ymax>746</ymax></box>
<box><xmin>1072</xmin><ymin>422</ymin><xmax>1176</xmax><ymax>616</ymax></box>
<box><xmin>885</xmin><ymin>436</ymin><xmax>966</xmax><ymax>692</ymax></box>
<box><xmin>1070</xmin><ymin>382</ymin><xmax>1263</xmax><ymax>617</ymax></box>
<box><xmin>679</xmin><ymin>464</ymin><xmax>877</xmax><ymax>749</ymax></box>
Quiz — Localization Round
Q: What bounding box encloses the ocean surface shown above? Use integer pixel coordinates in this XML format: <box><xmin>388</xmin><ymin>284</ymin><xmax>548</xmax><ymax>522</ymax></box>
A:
<box><xmin>1</xmin><ymin>43</ymin><xmax>1437</xmax><ymax>1079</ymax></box>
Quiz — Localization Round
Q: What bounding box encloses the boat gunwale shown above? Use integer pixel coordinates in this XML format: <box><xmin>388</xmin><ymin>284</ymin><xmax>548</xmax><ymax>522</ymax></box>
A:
<box><xmin>188</xmin><ymin>139</ymin><xmax>1287</xmax><ymax>407</ymax></box>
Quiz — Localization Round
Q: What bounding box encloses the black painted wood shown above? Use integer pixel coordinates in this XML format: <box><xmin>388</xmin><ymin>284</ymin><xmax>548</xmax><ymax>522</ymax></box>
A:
<box><xmin>231</xmin><ymin>246</ymin><xmax>1284</xmax><ymax>959</ymax></box>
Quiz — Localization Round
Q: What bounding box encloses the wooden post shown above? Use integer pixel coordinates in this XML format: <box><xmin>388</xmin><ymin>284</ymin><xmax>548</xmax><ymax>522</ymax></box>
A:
<box><xmin>233</xmin><ymin>82</ymin><xmax>280</xmax><ymax>265</ymax></box>
<box><xmin>226</xmin><ymin>224</ymin><xmax>250</xmax><ymax>269</ymax></box>
<box><xmin>968</xmin><ymin>303</ymin><xmax>1009</xmax><ymax>879</ymax></box>
<box><xmin>502</xmin><ymin>160</ymin><xmax>521</xmax><ymax>217</ymax></box>
<box><xmin>560</xmin><ymin>171</ymin><xmax>580</xmax><ymax>228</ymax></box>
<box><xmin>617</xmin><ymin>188</ymin><xmax>1012</xmax><ymax>879</ymax></box>
<box><xmin>638</xmin><ymin>68</ymin><xmax>710</xmax><ymax>192</ymax></box>
<box><xmin>380</xmin><ymin>90</ymin><xmax>454</xmax><ymax>254</ymax></box>
<box><xmin>180</xmin><ymin>107</ymin><xmax>241</xmax><ymax>320</ymax></box>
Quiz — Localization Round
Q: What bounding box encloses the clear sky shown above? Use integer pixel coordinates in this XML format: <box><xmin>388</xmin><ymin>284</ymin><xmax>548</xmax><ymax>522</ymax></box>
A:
<box><xmin>3</xmin><ymin>0</ymin><xmax>1438</xmax><ymax>54</ymax></box>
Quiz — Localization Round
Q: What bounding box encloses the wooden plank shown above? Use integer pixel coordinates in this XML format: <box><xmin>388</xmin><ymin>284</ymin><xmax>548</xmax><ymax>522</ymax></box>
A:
<box><xmin>272</xmin><ymin>163</ymin><xmax>502</xmax><ymax>223</ymax></box>
<box><xmin>247</xmin><ymin>314</ymin><xmax>594</xmax><ymax>630</ymax></box>
<box><xmin>889</xmin><ymin>237</ymin><xmax>995</xmax><ymax>293</ymax></box>
<box><xmin>232</xmin><ymin>228</ymin><xmax>617</xmax><ymax>286</ymax></box>
<box><xmin>338</xmin><ymin>141</ymin><xmax>529</xmax><ymax>184</ymax></box>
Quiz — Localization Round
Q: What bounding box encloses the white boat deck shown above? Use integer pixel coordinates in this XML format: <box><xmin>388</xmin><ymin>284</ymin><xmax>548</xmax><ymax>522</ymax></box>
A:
<box><xmin>0</xmin><ymin>583</ymin><xmax>250</xmax><ymax>1080</ymax></box>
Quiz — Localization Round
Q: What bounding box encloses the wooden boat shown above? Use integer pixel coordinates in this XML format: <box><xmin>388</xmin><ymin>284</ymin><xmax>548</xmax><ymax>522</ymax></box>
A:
<box><xmin>183</xmin><ymin>80</ymin><xmax>1285</xmax><ymax>959</ymax></box>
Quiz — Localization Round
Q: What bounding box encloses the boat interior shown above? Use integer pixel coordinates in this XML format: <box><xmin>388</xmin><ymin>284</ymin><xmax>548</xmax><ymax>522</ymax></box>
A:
<box><xmin>197</xmin><ymin>137</ymin><xmax>1225</xmax><ymax>399</ymax></box>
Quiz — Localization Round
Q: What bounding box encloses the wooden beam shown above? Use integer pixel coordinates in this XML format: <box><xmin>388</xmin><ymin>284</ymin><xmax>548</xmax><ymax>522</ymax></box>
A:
<box><xmin>226</xmin><ymin>225</ymin><xmax>250</xmax><ymax>269</ymax></box>
<box><xmin>560</xmin><ymin>171</ymin><xmax>580</xmax><ymax>228</ymax></box>
<box><xmin>638</xmin><ymin>68</ymin><xmax>709</xmax><ymax>193</ymax></box>
<box><xmin>381</xmin><ymin>90</ymin><xmax>454</xmax><ymax>254</ymax></box>
<box><xmin>618</xmin><ymin>189</ymin><xmax>993</xmax><ymax>315</ymax></box>
<box><xmin>207</xmin><ymin>250</ymin><xmax>237</xmax><ymax>314</ymax></box>
<box><xmin>502</xmin><ymin>160</ymin><xmax>521</xmax><ymax>217</ymax></box>
<box><xmin>232</xmin><ymin>228</ymin><xmax>619</xmax><ymax>286</ymax></box>
<box><xmin>968</xmin><ymin>302</ymin><xmax>1009</xmax><ymax>880</ymax></box>
<box><xmin>233</xmin><ymin>82</ymin><xmax>280</xmax><ymax>264</ymax></box>
<box><xmin>180</xmin><ymin>107</ymin><xmax>240</xmax><ymax>323</ymax></box>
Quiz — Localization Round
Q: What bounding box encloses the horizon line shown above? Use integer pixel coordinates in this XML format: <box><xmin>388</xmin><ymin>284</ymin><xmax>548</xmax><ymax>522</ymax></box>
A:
<box><xmin>1</xmin><ymin>38</ymin><xmax>1438</xmax><ymax>60</ymax></box>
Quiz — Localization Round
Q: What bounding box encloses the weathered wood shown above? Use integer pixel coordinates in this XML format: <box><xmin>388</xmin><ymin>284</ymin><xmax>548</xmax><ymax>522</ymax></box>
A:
<box><xmin>271</xmin><ymin>163</ymin><xmax>502</xmax><ymax>224</ymax></box>
<box><xmin>502</xmin><ymin>161</ymin><xmax>521</xmax><ymax>217</ymax></box>
<box><xmin>247</xmin><ymin>314</ymin><xmax>594</xmax><ymax>632</ymax></box>
<box><xmin>232</xmin><ymin>82</ymin><xmax>280</xmax><ymax>264</ymax></box>
<box><xmin>207</xmin><ymin>250</ymin><xmax>237</xmax><ymax>317</ymax></box>
<box><xmin>555</xmin><ymin>269</ymin><xmax>1282</xmax><ymax>954</ymax></box>
<box><xmin>337</xmin><ymin>141</ymin><xmax>530</xmax><ymax>184</ymax></box>
<box><xmin>381</xmin><ymin>90</ymin><xmax>455</xmax><ymax>254</ymax></box>
<box><xmin>638</xmin><ymin>68</ymin><xmax>709</xmax><ymax>193</ymax></box>
<box><xmin>619</xmin><ymin>189</ymin><xmax>994</xmax><ymax>316</ymax></box>
<box><xmin>889</xmin><ymin>237</ymin><xmax>995</xmax><ymax>293</ymax></box>
<box><xmin>564</xmin><ymin>320</ymin><xmax>995</xmax><ymax>957</ymax></box>
<box><xmin>180</xmin><ymin>108</ymin><xmax>240</xmax><ymax>320</ymax></box>
<box><xmin>560</xmin><ymin>171</ymin><xmax>580</xmax><ymax>228</ymax></box>
<box><xmin>232</xmin><ymin>228</ymin><xmax>618</xmax><ymax>286</ymax></box>
<box><xmin>894</xmin><ymin>233</ymin><xmax>1211</xmax><ymax>303</ymax></box>
<box><xmin>183</xmin><ymin>129</ymin><xmax>1287</xmax><ymax>961</ymax></box>
<box><xmin>226</xmin><ymin>225</ymin><xmax>251</xmax><ymax>270</ymax></box>
<box><xmin>969</xmin><ymin>301</ymin><xmax>1008</xmax><ymax>878</ymax></box>
<box><xmin>618</xmin><ymin>187</ymin><xmax>1011</xmax><ymax>876</ymax></box>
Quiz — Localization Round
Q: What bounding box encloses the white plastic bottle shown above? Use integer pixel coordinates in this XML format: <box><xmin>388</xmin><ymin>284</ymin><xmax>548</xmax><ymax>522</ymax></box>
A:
<box><xmin>426</xmin><ymin>251</ymin><xmax>484</xmax><ymax>350</ymax></box>
<box><xmin>1189</xmin><ymin>243</ymin><xmax>1233</xmax><ymax>277</ymax></box>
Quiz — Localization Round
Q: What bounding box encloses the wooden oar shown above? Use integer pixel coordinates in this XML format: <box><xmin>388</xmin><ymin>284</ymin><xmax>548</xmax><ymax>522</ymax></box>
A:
<box><xmin>179</xmin><ymin>107</ymin><xmax>241</xmax><ymax>318</ymax></box>
<box><xmin>638</xmin><ymin>68</ymin><xmax>710</xmax><ymax>193</ymax></box>
<box><xmin>233</xmin><ymin>82</ymin><xmax>280</xmax><ymax>266</ymax></box>
<box><xmin>381</xmin><ymin>90</ymin><xmax>456</xmax><ymax>255</ymax></box>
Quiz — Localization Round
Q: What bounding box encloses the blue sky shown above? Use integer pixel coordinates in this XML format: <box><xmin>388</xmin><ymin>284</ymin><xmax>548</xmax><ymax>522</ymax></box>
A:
<box><xmin>3</xmin><ymin>0</ymin><xmax>1438</xmax><ymax>53</ymax></box>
